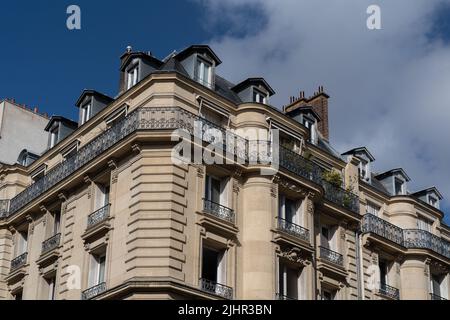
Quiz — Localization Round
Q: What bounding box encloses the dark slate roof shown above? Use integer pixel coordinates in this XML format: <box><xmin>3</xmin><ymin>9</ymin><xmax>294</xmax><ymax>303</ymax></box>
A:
<box><xmin>412</xmin><ymin>187</ymin><xmax>443</xmax><ymax>200</ymax></box>
<box><xmin>75</xmin><ymin>89</ymin><xmax>114</xmax><ymax>107</ymax></box>
<box><xmin>214</xmin><ymin>75</ymin><xmax>242</xmax><ymax>104</ymax></box>
<box><xmin>367</xmin><ymin>173</ymin><xmax>390</xmax><ymax>194</ymax></box>
<box><xmin>159</xmin><ymin>56</ymin><xmax>190</xmax><ymax>76</ymax></box>
<box><xmin>45</xmin><ymin>116</ymin><xmax>78</xmax><ymax>131</ymax></box>
<box><xmin>375</xmin><ymin>168</ymin><xmax>411</xmax><ymax>181</ymax></box>
<box><xmin>342</xmin><ymin>146</ymin><xmax>375</xmax><ymax>161</ymax></box>
<box><xmin>120</xmin><ymin>52</ymin><xmax>164</xmax><ymax>71</ymax></box>
<box><xmin>286</xmin><ymin>105</ymin><xmax>322</xmax><ymax>122</ymax></box>
<box><xmin>317</xmin><ymin>138</ymin><xmax>344</xmax><ymax>160</ymax></box>
<box><xmin>174</xmin><ymin>45</ymin><xmax>222</xmax><ymax>65</ymax></box>
<box><xmin>231</xmin><ymin>77</ymin><xmax>276</xmax><ymax>96</ymax></box>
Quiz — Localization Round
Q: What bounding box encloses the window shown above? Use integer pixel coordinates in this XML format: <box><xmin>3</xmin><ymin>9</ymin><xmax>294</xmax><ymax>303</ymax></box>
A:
<box><xmin>417</xmin><ymin>217</ymin><xmax>432</xmax><ymax>233</ymax></box>
<box><xmin>278</xmin><ymin>261</ymin><xmax>303</xmax><ymax>299</ymax></box>
<box><xmin>45</xmin><ymin>276</ymin><xmax>56</xmax><ymax>300</ymax></box>
<box><xmin>253</xmin><ymin>89</ymin><xmax>267</xmax><ymax>104</ymax></box>
<box><xmin>127</xmin><ymin>64</ymin><xmax>139</xmax><ymax>90</ymax></box>
<box><xmin>53</xmin><ymin>210</ymin><xmax>61</xmax><ymax>235</ymax></box>
<box><xmin>95</xmin><ymin>183</ymin><xmax>110</xmax><ymax>210</ymax></box>
<box><xmin>14</xmin><ymin>290</ymin><xmax>23</xmax><ymax>300</ymax></box>
<box><xmin>204</xmin><ymin>175</ymin><xmax>228</xmax><ymax>207</ymax></box>
<box><xmin>16</xmin><ymin>231</ymin><xmax>28</xmax><ymax>256</ymax></box>
<box><xmin>81</xmin><ymin>103</ymin><xmax>91</xmax><ymax>125</ymax></box>
<box><xmin>359</xmin><ymin>159</ymin><xmax>369</xmax><ymax>181</ymax></box>
<box><xmin>196</xmin><ymin>58</ymin><xmax>212</xmax><ymax>88</ymax></box>
<box><xmin>49</xmin><ymin>127</ymin><xmax>58</xmax><ymax>148</ymax></box>
<box><xmin>366</xmin><ymin>202</ymin><xmax>380</xmax><ymax>216</ymax></box>
<box><xmin>379</xmin><ymin>260</ymin><xmax>388</xmax><ymax>285</ymax></box>
<box><xmin>394</xmin><ymin>178</ymin><xmax>404</xmax><ymax>195</ymax></box>
<box><xmin>201</xmin><ymin>247</ymin><xmax>226</xmax><ymax>285</ymax></box>
<box><xmin>278</xmin><ymin>194</ymin><xmax>300</xmax><ymax>225</ymax></box>
<box><xmin>321</xmin><ymin>225</ymin><xmax>337</xmax><ymax>250</ymax></box>
<box><xmin>428</xmin><ymin>196</ymin><xmax>438</xmax><ymax>208</ymax></box>
<box><xmin>322</xmin><ymin>289</ymin><xmax>336</xmax><ymax>300</ymax></box>
<box><xmin>303</xmin><ymin>118</ymin><xmax>317</xmax><ymax>144</ymax></box>
<box><xmin>88</xmin><ymin>252</ymin><xmax>106</xmax><ymax>288</ymax></box>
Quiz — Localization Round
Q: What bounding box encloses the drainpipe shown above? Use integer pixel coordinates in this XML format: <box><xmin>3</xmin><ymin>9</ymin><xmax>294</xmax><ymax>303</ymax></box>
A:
<box><xmin>355</xmin><ymin>230</ymin><xmax>365</xmax><ymax>300</ymax></box>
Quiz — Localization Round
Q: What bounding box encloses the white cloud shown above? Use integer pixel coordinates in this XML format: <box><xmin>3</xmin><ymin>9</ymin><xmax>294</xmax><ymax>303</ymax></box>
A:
<box><xmin>199</xmin><ymin>0</ymin><xmax>450</xmax><ymax>217</ymax></box>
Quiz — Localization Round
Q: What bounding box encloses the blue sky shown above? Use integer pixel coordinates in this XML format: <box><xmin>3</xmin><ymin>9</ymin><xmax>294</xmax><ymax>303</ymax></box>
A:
<box><xmin>1</xmin><ymin>0</ymin><xmax>449</xmax><ymax>222</ymax></box>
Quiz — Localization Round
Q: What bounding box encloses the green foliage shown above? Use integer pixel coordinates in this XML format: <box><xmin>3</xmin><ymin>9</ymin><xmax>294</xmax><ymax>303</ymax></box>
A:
<box><xmin>322</xmin><ymin>170</ymin><xmax>343</xmax><ymax>188</ymax></box>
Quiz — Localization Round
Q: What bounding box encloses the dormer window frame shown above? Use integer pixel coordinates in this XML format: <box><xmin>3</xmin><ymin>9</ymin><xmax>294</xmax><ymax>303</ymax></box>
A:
<box><xmin>303</xmin><ymin>115</ymin><xmax>317</xmax><ymax>145</ymax></box>
<box><xmin>80</xmin><ymin>101</ymin><xmax>92</xmax><ymax>125</ymax></box>
<box><xmin>394</xmin><ymin>177</ymin><xmax>405</xmax><ymax>196</ymax></box>
<box><xmin>49</xmin><ymin>125</ymin><xmax>59</xmax><ymax>149</ymax></box>
<box><xmin>126</xmin><ymin>62</ymin><xmax>140</xmax><ymax>90</ymax></box>
<box><xmin>253</xmin><ymin>87</ymin><xmax>268</xmax><ymax>104</ymax></box>
<box><xmin>428</xmin><ymin>195</ymin><xmax>439</xmax><ymax>208</ymax></box>
<box><xmin>195</xmin><ymin>55</ymin><xmax>213</xmax><ymax>89</ymax></box>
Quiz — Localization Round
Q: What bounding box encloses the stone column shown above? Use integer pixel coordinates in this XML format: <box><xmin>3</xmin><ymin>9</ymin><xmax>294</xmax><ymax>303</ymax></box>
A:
<box><xmin>400</xmin><ymin>257</ymin><xmax>429</xmax><ymax>300</ymax></box>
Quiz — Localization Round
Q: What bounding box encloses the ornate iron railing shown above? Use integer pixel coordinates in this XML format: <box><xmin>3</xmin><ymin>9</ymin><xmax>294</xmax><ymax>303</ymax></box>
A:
<box><xmin>0</xmin><ymin>199</ymin><xmax>9</xmax><ymax>218</ymax></box>
<box><xmin>404</xmin><ymin>229</ymin><xmax>450</xmax><ymax>259</ymax></box>
<box><xmin>203</xmin><ymin>199</ymin><xmax>235</xmax><ymax>224</ymax></box>
<box><xmin>275</xmin><ymin>293</ymin><xmax>297</xmax><ymax>300</ymax></box>
<box><xmin>379</xmin><ymin>283</ymin><xmax>400</xmax><ymax>300</ymax></box>
<box><xmin>81</xmin><ymin>282</ymin><xmax>107</xmax><ymax>300</ymax></box>
<box><xmin>362</xmin><ymin>214</ymin><xmax>405</xmax><ymax>247</ymax></box>
<box><xmin>10</xmin><ymin>252</ymin><xmax>28</xmax><ymax>271</ymax></box>
<box><xmin>87</xmin><ymin>204</ymin><xmax>110</xmax><ymax>229</ymax></box>
<box><xmin>279</xmin><ymin>146</ymin><xmax>323</xmax><ymax>185</ymax></box>
<box><xmin>321</xmin><ymin>180</ymin><xmax>359</xmax><ymax>213</ymax></box>
<box><xmin>199</xmin><ymin>278</ymin><xmax>233</xmax><ymax>299</ymax></box>
<box><xmin>319</xmin><ymin>246</ymin><xmax>344</xmax><ymax>266</ymax></box>
<box><xmin>41</xmin><ymin>233</ymin><xmax>61</xmax><ymax>254</ymax></box>
<box><xmin>430</xmin><ymin>293</ymin><xmax>447</xmax><ymax>300</ymax></box>
<box><xmin>277</xmin><ymin>217</ymin><xmax>310</xmax><ymax>242</ymax></box>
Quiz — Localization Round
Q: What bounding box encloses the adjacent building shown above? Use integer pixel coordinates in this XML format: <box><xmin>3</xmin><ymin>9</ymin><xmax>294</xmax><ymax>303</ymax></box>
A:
<box><xmin>0</xmin><ymin>45</ymin><xmax>448</xmax><ymax>300</ymax></box>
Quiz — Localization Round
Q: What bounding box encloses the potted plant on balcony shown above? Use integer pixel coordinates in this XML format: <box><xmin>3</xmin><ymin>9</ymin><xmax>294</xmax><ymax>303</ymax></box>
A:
<box><xmin>322</xmin><ymin>170</ymin><xmax>343</xmax><ymax>188</ymax></box>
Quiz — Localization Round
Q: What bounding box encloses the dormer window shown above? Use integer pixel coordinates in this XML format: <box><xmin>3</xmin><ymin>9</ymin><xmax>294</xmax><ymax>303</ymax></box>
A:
<box><xmin>81</xmin><ymin>102</ymin><xmax>91</xmax><ymax>125</ymax></box>
<box><xmin>394</xmin><ymin>178</ymin><xmax>404</xmax><ymax>195</ymax></box>
<box><xmin>303</xmin><ymin>117</ymin><xmax>317</xmax><ymax>145</ymax></box>
<box><xmin>359</xmin><ymin>159</ymin><xmax>370</xmax><ymax>181</ymax></box>
<box><xmin>127</xmin><ymin>64</ymin><xmax>139</xmax><ymax>90</ymax></box>
<box><xmin>253</xmin><ymin>88</ymin><xmax>267</xmax><ymax>104</ymax></box>
<box><xmin>196</xmin><ymin>57</ymin><xmax>212</xmax><ymax>88</ymax></box>
<box><xmin>429</xmin><ymin>196</ymin><xmax>438</xmax><ymax>208</ymax></box>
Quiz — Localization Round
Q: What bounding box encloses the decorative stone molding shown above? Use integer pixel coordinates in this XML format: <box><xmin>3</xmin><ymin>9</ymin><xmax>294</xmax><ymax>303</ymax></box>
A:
<box><xmin>131</xmin><ymin>143</ymin><xmax>142</xmax><ymax>154</ymax></box>
<box><xmin>108</xmin><ymin>159</ymin><xmax>118</xmax><ymax>184</ymax></box>
<box><xmin>277</xmin><ymin>246</ymin><xmax>309</xmax><ymax>267</ymax></box>
<box><xmin>193</xmin><ymin>164</ymin><xmax>205</xmax><ymax>178</ymax></box>
<box><xmin>84</xmin><ymin>175</ymin><xmax>93</xmax><ymax>199</ymax></box>
<box><xmin>26</xmin><ymin>214</ymin><xmax>34</xmax><ymax>235</ymax></box>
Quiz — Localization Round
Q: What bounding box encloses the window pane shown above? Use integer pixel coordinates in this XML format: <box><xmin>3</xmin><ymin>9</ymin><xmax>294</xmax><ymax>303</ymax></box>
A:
<box><xmin>98</xmin><ymin>255</ymin><xmax>106</xmax><ymax>284</ymax></box>
<box><xmin>202</xmin><ymin>247</ymin><xmax>219</xmax><ymax>282</ymax></box>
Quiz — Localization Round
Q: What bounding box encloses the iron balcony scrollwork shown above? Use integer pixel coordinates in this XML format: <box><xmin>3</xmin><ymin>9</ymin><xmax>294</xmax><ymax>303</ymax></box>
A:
<box><xmin>203</xmin><ymin>199</ymin><xmax>235</xmax><ymax>224</ymax></box>
<box><xmin>320</xmin><ymin>180</ymin><xmax>359</xmax><ymax>213</ymax></box>
<box><xmin>199</xmin><ymin>278</ymin><xmax>233</xmax><ymax>299</ymax></box>
<box><xmin>379</xmin><ymin>283</ymin><xmax>400</xmax><ymax>300</ymax></box>
<box><xmin>275</xmin><ymin>293</ymin><xmax>297</xmax><ymax>300</ymax></box>
<box><xmin>319</xmin><ymin>246</ymin><xmax>344</xmax><ymax>267</ymax></box>
<box><xmin>81</xmin><ymin>282</ymin><xmax>107</xmax><ymax>300</ymax></box>
<box><xmin>277</xmin><ymin>217</ymin><xmax>310</xmax><ymax>242</ymax></box>
<box><xmin>404</xmin><ymin>229</ymin><xmax>450</xmax><ymax>259</ymax></box>
<box><xmin>362</xmin><ymin>213</ymin><xmax>405</xmax><ymax>247</ymax></box>
<box><xmin>87</xmin><ymin>204</ymin><xmax>111</xmax><ymax>229</ymax></box>
<box><xmin>41</xmin><ymin>233</ymin><xmax>61</xmax><ymax>254</ymax></box>
<box><xmin>10</xmin><ymin>252</ymin><xmax>28</xmax><ymax>271</ymax></box>
<box><xmin>430</xmin><ymin>293</ymin><xmax>447</xmax><ymax>300</ymax></box>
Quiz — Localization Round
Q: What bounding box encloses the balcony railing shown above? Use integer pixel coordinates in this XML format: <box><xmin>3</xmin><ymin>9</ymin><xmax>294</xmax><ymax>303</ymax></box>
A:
<box><xmin>321</xmin><ymin>180</ymin><xmax>360</xmax><ymax>213</ymax></box>
<box><xmin>362</xmin><ymin>214</ymin><xmax>405</xmax><ymax>247</ymax></box>
<box><xmin>41</xmin><ymin>233</ymin><xmax>61</xmax><ymax>254</ymax></box>
<box><xmin>10</xmin><ymin>252</ymin><xmax>28</xmax><ymax>271</ymax></box>
<box><xmin>203</xmin><ymin>199</ymin><xmax>235</xmax><ymax>224</ymax></box>
<box><xmin>87</xmin><ymin>204</ymin><xmax>110</xmax><ymax>229</ymax></box>
<box><xmin>404</xmin><ymin>229</ymin><xmax>450</xmax><ymax>259</ymax></box>
<box><xmin>430</xmin><ymin>293</ymin><xmax>447</xmax><ymax>300</ymax></box>
<box><xmin>275</xmin><ymin>293</ymin><xmax>297</xmax><ymax>300</ymax></box>
<box><xmin>277</xmin><ymin>217</ymin><xmax>310</xmax><ymax>242</ymax></box>
<box><xmin>379</xmin><ymin>283</ymin><xmax>400</xmax><ymax>300</ymax></box>
<box><xmin>199</xmin><ymin>278</ymin><xmax>233</xmax><ymax>299</ymax></box>
<box><xmin>279</xmin><ymin>146</ymin><xmax>323</xmax><ymax>185</ymax></box>
<box><xmin>81</xmin><ymin>282</ymin><xmax>107</xmax><ymax>300</ymax></box>
<box><xmin>0</xmin><ymin>199</ymin><xmax>9</xmax><ymax>218</ymax></box>
<box><xmin>319</xmin><ymin>246</ymin><xmax>344</xmax><ymax>267</ymax></box>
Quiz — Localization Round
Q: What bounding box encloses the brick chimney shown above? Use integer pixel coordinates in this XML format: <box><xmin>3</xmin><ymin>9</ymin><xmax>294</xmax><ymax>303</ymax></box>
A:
<box><xmin>308</xmin><ymin>86</ymin><xmax>330</xmax><ymax>141</ymax></box>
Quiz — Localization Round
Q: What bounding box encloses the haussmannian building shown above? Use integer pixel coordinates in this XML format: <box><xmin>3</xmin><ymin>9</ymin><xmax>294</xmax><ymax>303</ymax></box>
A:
<box><xmin>0</xmin><ymin>45</ymin><xmax>448</xmax><ymax>300</ymax></box>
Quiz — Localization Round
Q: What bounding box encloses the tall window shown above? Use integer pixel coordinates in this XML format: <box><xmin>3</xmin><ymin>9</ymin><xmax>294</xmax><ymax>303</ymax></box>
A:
<box><xmin>204</xmin><ymin>175</ymin><xmax>228</xmax><ymax>207</ymax></box>
<box><xmin>322</xmin><ymin>289</ymin><xmax>336</xmax><ymax>300</ymax></box>
<box><xmin>49</xmin><ymin>127</ymin><xmax>58</xmax><ymax>148</ymax></box>
<box><xmin>417</xmin><ymin>217</ymin><xmax>432</xmax><ymax>233</ymax></box>
<box><xmin>53</xmin><ymin>210</ymin><xmax>61</xmax><ymax>235</ymax></box>
<box><xmin>394</xmin><ymin>178</ymin><xmax>404</xmax><ymax>195</ymax></box>
<box><xmin>379</xmin><ymin>260</ymin><xmax>388</xmax><ymax>286</ymax></box>
<box><xmin>81</xmin><ymin>103</ymin><xmax>91</xmax><ymax>125</ymax></box>
<box><xmin>16</xmin><ymin>231</ymin><xmax>28</xmax><ymax>256</ymax></box>
<box><xmin>303</xmin><ymin>118</ymin><xmax>317</xmax><ymax>145</ymax></box>
<box><xmin>366</xmin><ymin>202</ymin><xmax>380</xmax><ymax>216</ymax></box>
<box><xmin>127</xmin><ymin>65</ymin><xmax>139</xmax><ymax>90</ymax></box>
<box><xmin>359</xmin><ymin>159</ymin><xmax>369</xmax><ymax>181</ymax></box>
<box><xmin>278</xmin><ymin>261</ymin><xmax>303</xmax><ymax>299</ymax></box>
<box><xmin>95</xmin><ymin>183</ymin><xmax>110</xmax><ymax>210</ymax></box>
<box><xmin>201</xmin><ymin>246</ymin><xmax>226</xmax><ymax>285</ymax></box>
<box><xmin>253</xmin><ymin>89</ymin><xmax>267</xmax><ymax>104</ymax></box>
<box><xmin>88</xmin><ymin>252</ymin><xmax>106</xmax><ymax>288</ymax></box>
<box><xmin>196</xmin><ymin>58</ymin><xmax>212</xmax><ymax>88</ymax></box>
<box><xmin>321</xmin><ymin>225</ymin><xmax>337</xmax><ymax>250</ymax></box>
<box><xmin>428</xmin><ymin>196</ymin><xmax>438</xmax><ymax>208</ymax></box>
<box><xmin>46</xmin><ymin>276</ymin><xmax>56</xmax><ymax>300</ymax></box>
<box><xmin>279</xmin><ymin>194</ymin><xmax>300</xmax><ymax>225</ymax></box>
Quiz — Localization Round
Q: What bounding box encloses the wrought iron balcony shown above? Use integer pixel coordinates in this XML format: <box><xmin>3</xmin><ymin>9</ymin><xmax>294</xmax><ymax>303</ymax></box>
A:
<box><xmin>275</xmin><ymin>293</ymin><xmax>297</xmax><ymax>300</ymax></box>
<box><xmin>430</xmin><ymin>293</ymin><xmax>447</xmax><ymax>300</ymax></box>
<box><xmin>199</xmin><ymin>278</ymin><xmax>233</xmax><ymax>299</ymax></box>
<box><xmin>378</xmin><ymin>283</ymin><xmax>400</xmax><ymax>300</ymax></box>
<box><xmin>277</xmin><ymin>217</ymin><xmax>310</xmax><ymax>242</ymax></box>
<box><xmin>0</xmin><ymin>199</ymin><xmax>9</xmax><ymax>218</ymax></box>
<box><xmin>362</xmin><ymin>214</ymin><xmax>405</xmax><ymax>247</ymax></box>
<box><xmin>203</xmin><ymin>199</ymin><xmax>235</xmax><ymax>224</ymax></box>
<box><xmin>41</xmin><ymin>233</ymin><xmax>61</xmax><ymax>254</ymax></box>
<box><xmin>87</xmin><ymin>204</ymin><xmax>110</xmax><ymax>229</ymax></box>
<box><xmin>10</xmin><ymin>252</ymin><xmax>28</xmax><ymax>271</ymax></box>
<box><xmin>321</xmin><ymin>180</ymin><xmax>359</xmax><ymax>213</ymax></box>
<box><xmin>279</xmin><ymin>146</ymin><xmax>323</xmax><ymax>185</ymax></box>
<box><xmin>404</xmin><ymin>229</ymin><xmax>450</xmax><ymax>259</ymax></box>
<box><xmin>319</xmin><ymin>246</ymin><xmax>344</xmax><ymax>267</ymax></box>
<box><xmin>81</xmin><ymin>282</ymin><xmax>107</xmax><ymax>300</ymax></box>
